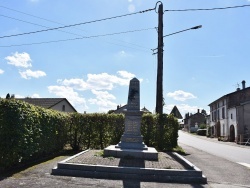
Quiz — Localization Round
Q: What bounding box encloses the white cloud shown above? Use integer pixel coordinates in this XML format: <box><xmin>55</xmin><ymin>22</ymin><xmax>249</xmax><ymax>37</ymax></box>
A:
<box><xmin>19</xmin><ymin>69</ymin><xmax>46</xmax><ymax>79</ymax></box>
<box><xmin>0</xmin><ymin>69</ymin><xmax>4</xmax><ymax>74</ymax></box>
<box><xmin>58</xmin><ymin>71</ymin><xmax>135</xmax><ymax>91</ymax></box>
<box><xmin>116</xmin><ymin>50</ymin><xmax>133</xmax><ymax>58</ymax></box>
<box><xmin>50</xmin><ymin>71</ymin><xmax>140</xmax><ymax>112</ymax></box>
<box><xmin>167</xmin><ymin>90</ymin><xmax>197</xmax><ymax>101</ymax></box>
<box><xmin>31</xmin><ymin>93</ymin><xmax>40</xmax><ymax>98</ymax></box>
<box><xmin>117</xmin><ymin>70</ymin><xmax>135</xmax><ymax>79</ymax></box>
<box><xmin>48</xmin><ymin>85</ymin><xmax>88</xmax><ymax>112</ymax></box>
<box><xmin>89</xmin><ymin>90</ymin><xmax>117</xmax><ymax>112</ymax></box>
<box><xmin>5</xmin><ymin>52</ymin><xmax>32</xmax><ymax>68</ymax></box>
<box><xmin>57</xmin><ymin>78</ymin><xmax>88</xmax><ymax>91</ymax></box>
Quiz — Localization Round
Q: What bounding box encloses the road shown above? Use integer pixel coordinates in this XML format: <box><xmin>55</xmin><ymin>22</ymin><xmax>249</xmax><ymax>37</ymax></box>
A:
<box><xmin>178</xmin><ymin>130</ymin><xmax>250</xmax><ymax>187</ymax></box>
<box><xmin>178</xmin><ymin>131</ymin><xmax>250</xmax><ymax>166</ymax></box>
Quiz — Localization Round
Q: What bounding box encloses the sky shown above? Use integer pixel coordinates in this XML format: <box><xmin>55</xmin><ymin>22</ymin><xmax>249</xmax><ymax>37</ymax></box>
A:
<box><xmin>1</xmin><ymin>0</ymin><xmax>250</xmax><ymax>117</ymax></box>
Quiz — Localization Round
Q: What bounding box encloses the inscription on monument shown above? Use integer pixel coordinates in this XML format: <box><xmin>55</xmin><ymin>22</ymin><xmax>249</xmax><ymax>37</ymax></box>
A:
<box><xmin>125</xmin><ymin>119</ymin><xmax>138</xmax><ymax>134</ymax></box>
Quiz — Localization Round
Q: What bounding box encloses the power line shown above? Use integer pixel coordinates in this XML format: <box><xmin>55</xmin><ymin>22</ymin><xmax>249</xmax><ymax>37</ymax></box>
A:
<box><xmin>0</xmin><ymin>5</ymin><xmax>63</xmax><ymax>25</ymax></box>
<box><xmin>0</xmin><ymin>27</ymin><xmax>155</xmax><ymax>50</ymax></box>
<box><xmin>0</xmin><ymin>7</ymin><xmax>155</xmax><ymax>39</ymax></box>
<box><xmin>0</xmin><ymin>14</ymin><xmax>84</xmax><ymax>37</ymax></box>
<box><xmin>164</xmin><ymin>4</ymin><xmax>250</xmax><ymax>12</ymax></box>
<box><xmin>0</xmin><ymin>8</ymin><xmax>153</xmax><ymax>51</ymax></box>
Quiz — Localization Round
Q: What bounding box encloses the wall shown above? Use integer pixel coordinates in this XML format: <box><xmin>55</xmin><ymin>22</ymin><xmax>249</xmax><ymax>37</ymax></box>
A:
<box><xmin>51</xmin><ymin>100</ymin><xmax>76</xmax><ymax>112</ymax></box>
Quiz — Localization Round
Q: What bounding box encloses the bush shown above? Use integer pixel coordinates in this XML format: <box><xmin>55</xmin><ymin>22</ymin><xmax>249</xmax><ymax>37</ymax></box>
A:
<box><xmin>199</xmin><ymin>123</ymin><xmax>207</xmax><ymax>129</ymax></box>
<box><xmin>0</xmin><ymin>99</ymin><xmax>69</xmax><ymax>171</ymax></box>
<box><xmin>197</xmin><ymin>129</ymin><xmax>207</xmax><ymax>136</ymax></box>
<box><xmin>0</xmin><ymin>99</ymin><xmax>179</xmax><ymax>171</ymax></box>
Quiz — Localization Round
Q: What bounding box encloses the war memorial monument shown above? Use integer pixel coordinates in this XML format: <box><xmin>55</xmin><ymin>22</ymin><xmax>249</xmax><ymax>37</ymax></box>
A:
<box><xmin>104</xmin><ymin>78</ymin><xmax>158</xmax><ymax>160</ymax></box>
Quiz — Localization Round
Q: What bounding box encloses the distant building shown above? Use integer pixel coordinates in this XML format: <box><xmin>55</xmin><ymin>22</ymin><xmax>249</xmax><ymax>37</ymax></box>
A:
<box><xmin>113</xmin><ymin>105</ymin><xmax>151</xmax><ymax>114</ymax></box>
<box><xmin>183</xmin><ymin>109</ymin><xmax>206</xmax><ymax>132</ymax></box>
<box><xmin>208</xmin><ymin>80</ymin><xmax>250</xmax><ymax>144</ymax></box>
<box><xmin>16</xmin><ymin>98</ymin><xmax>77</xmax><ymax>113</ymax></box>
<box><xmin>170</xmin><ymin>105</ymin><xmax>183</xmax><ymax>119</ymax></box>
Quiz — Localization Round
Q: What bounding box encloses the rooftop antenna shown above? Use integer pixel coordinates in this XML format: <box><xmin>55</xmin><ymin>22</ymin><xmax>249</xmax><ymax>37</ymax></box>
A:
<box><xmin>233</xmin><ymin>83</ymin><xmax>240</xmax><ymax>91</ymax></box>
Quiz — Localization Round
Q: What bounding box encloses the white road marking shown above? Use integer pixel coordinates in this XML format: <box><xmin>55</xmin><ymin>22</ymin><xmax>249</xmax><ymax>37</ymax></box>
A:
<box><xmin>237</xmin><ymin>162</ymin><xmax>250</xmax><ymax>168</ymax></box>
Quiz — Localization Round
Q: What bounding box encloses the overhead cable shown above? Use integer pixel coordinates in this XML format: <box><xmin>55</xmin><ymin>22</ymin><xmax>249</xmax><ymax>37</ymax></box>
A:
<box><xmin>0</xmin><ymin>27</ymin><xmax>155</xmax><ymax>48</ymax></box>
<box><xmin>0</xmin><ymin>7</ymin><xmax>155</xmax><ymax>39</ymax></box>
<box><xmin>164</xmin><ymin>4</ymin><xmax>250</xmax><ymax>12</ymax></box>
<box><xmin>0</xmin><ymin>14</ymin><xmax>84</xmax><ymax>37</ymax></box>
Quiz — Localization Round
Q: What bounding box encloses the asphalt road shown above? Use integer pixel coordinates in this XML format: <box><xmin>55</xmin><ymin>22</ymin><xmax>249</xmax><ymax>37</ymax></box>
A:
<box><xmin>178</xmin><ymin>131</ymin><xmax>250</xmax><ymax>166</ymax></box>
<box><xmin>178</xmin><ymin>131</ymin><xmax>250</xmax><ymax>187</ymax></box>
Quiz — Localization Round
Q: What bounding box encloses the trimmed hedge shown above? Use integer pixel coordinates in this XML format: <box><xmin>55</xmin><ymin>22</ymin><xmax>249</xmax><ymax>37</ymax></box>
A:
<box><xmin>0</xmin><ymin>99</ymin><xmax>179</xmax><ymax>171</ymax></box>
<box><xmin>68</xmin><ymin>113</ymin><xmax>124</xmax><ymax>150</ymax></box>
<box><xmin>0</xmin><ymin>99</ymin><xmax>69</xmax><ymax>171</ymax></box>
<box><xmin>197</xmin><ymin>129</ymin><xmax>207</xmax><ymax>136</ymax></box>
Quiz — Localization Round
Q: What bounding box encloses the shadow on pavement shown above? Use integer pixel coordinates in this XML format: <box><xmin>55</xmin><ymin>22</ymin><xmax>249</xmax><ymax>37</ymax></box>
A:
<box><xmin>0</xmin><ymin>150</ymin><xmax>75</xmax><ymax>181</ymax></box>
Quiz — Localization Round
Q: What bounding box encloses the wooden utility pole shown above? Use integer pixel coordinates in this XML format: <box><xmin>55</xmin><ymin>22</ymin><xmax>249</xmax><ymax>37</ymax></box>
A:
<box><xmin>155</xmin><ymin>2</ymin><xmax>163</xmax><ymax>114</ymax></box>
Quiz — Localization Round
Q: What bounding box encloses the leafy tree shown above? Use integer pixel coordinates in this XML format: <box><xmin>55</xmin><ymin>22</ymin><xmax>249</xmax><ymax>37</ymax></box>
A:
<box><xmin>6</xmin><ymin>93</ymin><xmax>10</xmax><ymax>99</ymax></box>
<box><xmin>201</xmin><ymin>109</ymin><xmax>207</xmax><ymax>115</ymax></box>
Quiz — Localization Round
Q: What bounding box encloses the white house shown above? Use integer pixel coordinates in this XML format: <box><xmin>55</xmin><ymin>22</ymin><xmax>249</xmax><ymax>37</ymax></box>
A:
<box><xmin>208</xmin><ymin>80</ymin><xmax>250</xmax><ymax>144</ymax></box>
<box><xmin>16</xmin><ymin>98</ymin><xmax>77</xmax><ymax>113</ymax></box>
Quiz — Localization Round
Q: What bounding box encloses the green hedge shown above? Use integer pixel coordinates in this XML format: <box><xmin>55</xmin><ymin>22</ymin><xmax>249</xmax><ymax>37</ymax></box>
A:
<box><xmin>141</xmin><ymin>114</ymin><xmax>179</xmax><ymax>150</ymax></box>
<box><xmin>0</xmin><ymin>99</ymin><xmax>69</xmax><ymax>171</ymax></box>
<box><xmin>0</xmin><ymin>99</ymin><xmax>179</xmax><ymax>171</ymax></box>
<box><xmin>68</xmin><ymin>113</ymin><xmax>124</xmax><ymax>150</ymax></box>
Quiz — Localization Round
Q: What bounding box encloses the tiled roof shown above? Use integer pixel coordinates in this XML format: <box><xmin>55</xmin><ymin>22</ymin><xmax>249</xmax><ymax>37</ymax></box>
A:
<box><xmin>16</xmin><ymin>98</ymin><xmax>77</xmax><ymax>112</ymax></box>
<box><xmin>170</xmin><ymin>106</ymin><xmax>183</xmax><ymax>119</ymax></box>
<box><xmin>141</xmin><ymin>106</ymin><xmax>151</xmax><ymax>113</ymax></box>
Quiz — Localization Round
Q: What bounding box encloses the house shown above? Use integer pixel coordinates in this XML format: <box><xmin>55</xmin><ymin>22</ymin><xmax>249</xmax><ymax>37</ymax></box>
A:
<box><xmin>183</xmin><ymin>109</ymin><xmax>206</xmax><ymax>132</ymax></box>
<box><xmin>113</xmin><ymin>105</ymin><xmax>151</xmax><ymax>114</ymax></box>
<box><xmin>208</xmin><ymin>80</ymin><xmax>250</xmax><ymax>143</ymax></box>
<box><xmin>113</xmin><ymin>105</ymin><xmax>128</xmax><ymax>114</ymax></box>
<box><xmin>16</xmin><ymin>98</ymin><xmax>77</xmax><ymax>113</ymax></box>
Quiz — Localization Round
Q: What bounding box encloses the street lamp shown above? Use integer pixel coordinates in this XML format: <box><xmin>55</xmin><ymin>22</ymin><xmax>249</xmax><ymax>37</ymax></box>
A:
<box><xmin>163</xmin><ymin>25</ymin><xmax>202</xmax><ymax>37</ymax></box>
<box><xmin>155</xmin><ymin>24</ymin><xmax>202</xmax><ymax>114</ymax></box>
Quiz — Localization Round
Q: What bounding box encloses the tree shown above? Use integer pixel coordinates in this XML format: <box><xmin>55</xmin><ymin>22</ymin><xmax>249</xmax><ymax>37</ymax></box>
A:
<box><xmin>6</xmin><ymin>93</ymin><xmax>10</xmax><ymax>99</ymax></box>
<box><xmin>201</xmin><ymin>109</ymin><xmax>207</xmax><ymax>116</ymax></box>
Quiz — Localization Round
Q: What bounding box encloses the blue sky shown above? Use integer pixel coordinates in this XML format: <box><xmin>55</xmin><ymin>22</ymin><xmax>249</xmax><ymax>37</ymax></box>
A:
<box><xmin>1</xmin><ymin>0</ymin><xmax>250</xmax><ymax>116</ymax></box>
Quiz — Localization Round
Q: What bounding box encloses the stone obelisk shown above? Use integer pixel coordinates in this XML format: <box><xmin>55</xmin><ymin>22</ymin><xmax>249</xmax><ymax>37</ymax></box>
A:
<box><xmin>104</xmin><ymin>78</ymin><xmax>158</xmax><ymax>160</ymax></box>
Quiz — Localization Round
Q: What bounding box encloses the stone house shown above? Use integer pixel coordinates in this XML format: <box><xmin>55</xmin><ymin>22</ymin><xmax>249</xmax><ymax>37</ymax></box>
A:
<box><xmin>16</xmin><ymin>98</ymin><xmax>77</xmax><ymax>113</ymax></box>
<box><xmin>208</xmin><ymin>80</ymin><xmax>250</xmax><ymax>143</ymax></box>
<box><xmin>183</xmin><ymin>109</ymin><xmax>206</xmax><ymax>132</ymax></box>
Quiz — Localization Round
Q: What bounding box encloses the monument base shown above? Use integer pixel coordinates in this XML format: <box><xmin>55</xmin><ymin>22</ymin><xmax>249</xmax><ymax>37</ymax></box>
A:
<box><xmin>104</xmin><ymin>145</ymin><xmax>158</xmax><ymax>161</ymax></box>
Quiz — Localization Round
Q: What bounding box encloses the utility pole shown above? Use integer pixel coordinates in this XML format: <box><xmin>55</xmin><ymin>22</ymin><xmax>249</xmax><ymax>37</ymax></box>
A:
<box><xmin>155</xmin><ymin>2</ymin><xmax>163</xmax><ymax>114</ymax></box>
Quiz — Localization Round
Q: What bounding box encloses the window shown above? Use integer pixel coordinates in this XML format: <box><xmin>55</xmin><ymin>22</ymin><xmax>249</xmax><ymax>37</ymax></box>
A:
<box><xmin>62</xmin><ymin>105</ymin><xmax>65</xmax><ymax>111</ymax></box>
<box><xmin>231</xmin><ymin>113</ymin><xmax>233</xmax><ymax>119</ymax></box>
<box><xmin>222</xmin><ymin>107</ymin><xmax>225</xmax><ymax>119</ymax></box>
<box><xmin>217</xmin><ymin>109</ymin><xmax>220</xmax><ymax>120</ymax></box>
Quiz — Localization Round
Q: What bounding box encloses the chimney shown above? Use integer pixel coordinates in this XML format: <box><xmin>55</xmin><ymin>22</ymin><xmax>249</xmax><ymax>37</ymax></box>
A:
<box><xmin>198</xmin><ymin>109</ymin><xmax>200</xmax><ymax>113</ymax></box>
<box><xmin>242</xmin><ymin>80</ymin><xmax>246</xmax><ymax>89</ymax></box>
<box><xmin>117</xmin><ymin>105</ymin><xmax>120</xmax><ymax>110</ymax></box>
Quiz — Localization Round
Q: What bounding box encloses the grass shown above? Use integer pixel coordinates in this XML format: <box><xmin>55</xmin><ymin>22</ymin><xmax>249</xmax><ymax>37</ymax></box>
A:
<box><xmin>165</xmin><ymin>145</ymin><xmax>186</xmax><ymax>155</ymax></box>
<box><xmin>94</xmin><ymin>150</ymin><xmax>104</xmax><ymax>157</ymax></box>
